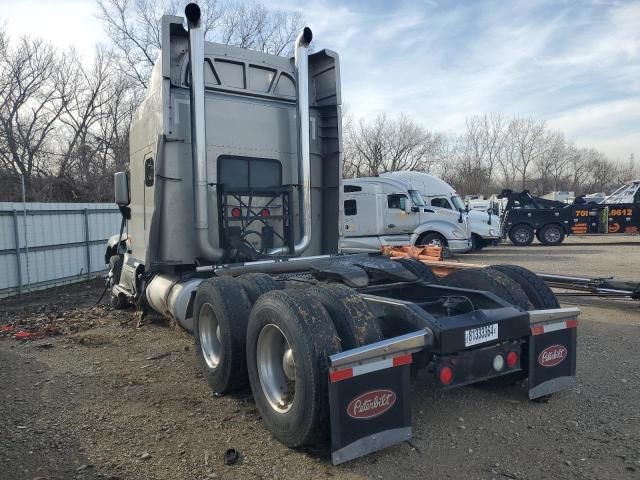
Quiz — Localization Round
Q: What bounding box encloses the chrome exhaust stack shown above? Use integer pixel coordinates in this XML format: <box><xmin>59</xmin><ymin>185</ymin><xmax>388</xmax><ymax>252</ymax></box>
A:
<box><xmin>271</xmin><ymin>27</ymin><xmax>313</xmax><ymax>255</ymax></box>
<box><xmin>185</xmin><ymin>3</ymin><xmax>224</xmax><ymax>262</ymax></box>
<box><xmin>293</xmin><ymin>27</ymin><xmax>313</xmax><ymax>255</ymax></box>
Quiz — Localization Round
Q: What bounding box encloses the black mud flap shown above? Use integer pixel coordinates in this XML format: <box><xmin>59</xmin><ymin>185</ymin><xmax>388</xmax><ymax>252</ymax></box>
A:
<box><xmin>328</xmin><ymin>352</ymin><xmax>413</xmax><ymax>465</ymax></box>
<box><xmin>528</xmin><ymin>316</ymin><xmax>578</xmax><ymax>399</ymax></box>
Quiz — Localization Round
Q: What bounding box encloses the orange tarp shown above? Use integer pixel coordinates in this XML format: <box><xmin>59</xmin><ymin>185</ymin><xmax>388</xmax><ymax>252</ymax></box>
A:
<box><xmin>381</xmin><ymin>244</ymin><xmax>444</xmax><ymax>261</ymax></box>
<box><xmin>381</xmin><ymin>245</ymin><xmax>486</xmax><ymax>277</ymax></box>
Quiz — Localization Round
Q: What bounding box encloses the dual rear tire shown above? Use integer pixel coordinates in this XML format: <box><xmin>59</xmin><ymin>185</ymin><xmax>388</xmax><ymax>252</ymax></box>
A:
<box><xmin>438</xmin><ymin>268</ymin><xmax>531</xmax><ymax>310</ymax></box>
<box><xmin>538</xmin><ymin>224</ymin><xmax>565</xmax><ymax>246</ymax></box>
<box><xmin>194</xmin><ymin>265</ymin><xmax>559</xmax><ymax>445</ymax></box>
<box><xmin>193</xmin><ymin>276</ymin><xmax>382</xmax><ymax>447</ymax></box>
<box><xmin>438</xmin><ymin>264</ymin><xmax>559</xmax><ymax>311</ymax></box>
<box><xmin>246</xmin><ymin>290</ymin><xmax>341</xmax><ymax>446</ymax></box>
<box><xmin>509</xmin><ymin>223</ymin><xmax>565</xmax><ymax>246</ymax></box>
<box><xmin>440</xmin><ymin>265</ymin><xmax>560</xmax><ymax>388</ymax></box>
<box><xmin>508</xmin><ymin>224</ymin><xmax>534</xmax><ymax>246</ymax></box>
<box><xmin>193</xmin><ymin>277</ymin><xmax>253</xmax><ymax>394</ymax></box>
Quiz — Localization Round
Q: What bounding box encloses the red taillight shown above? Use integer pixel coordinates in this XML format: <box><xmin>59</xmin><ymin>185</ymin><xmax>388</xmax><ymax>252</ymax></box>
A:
<box><xmin>439</xmin><ymin>365</ymin><xmax>454</xmax><ymax>385</ymax></box>
<box><xmin>506</xmin><ymin>351</ymin><xmax>519</xmax><ymax>368</ymax></box>
<box><xmin>231</xmin><ymin>207</ymin><xmax>242</xmax><ymax>218</ymax></box>
<box><xmin>260</xmin><ymin>208</ymin><xmax>270</xmax><ymax>217</ymax></box>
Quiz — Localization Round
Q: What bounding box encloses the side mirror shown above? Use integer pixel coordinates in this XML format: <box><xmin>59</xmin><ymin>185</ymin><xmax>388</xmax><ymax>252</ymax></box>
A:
<box><xmin>114</xmin><ymin>171</ymin><xmax>130</xmax><ymax>206</ymax></box>
<box><xmin>403</xmin><ymin>202</ymin><xmax>411</xmax><ymax>214</ymax></box>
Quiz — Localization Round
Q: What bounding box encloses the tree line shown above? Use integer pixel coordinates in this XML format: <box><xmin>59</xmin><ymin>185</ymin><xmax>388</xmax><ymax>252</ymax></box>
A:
<box><xmin>344</xmin><ymin>112</ymin><xmax>636</xmax><ymax>197</ymax></box>
<box><xmin>1</xmin><ymin>1</ymin><xmax>633</xmax><ymax>202</ymax></box>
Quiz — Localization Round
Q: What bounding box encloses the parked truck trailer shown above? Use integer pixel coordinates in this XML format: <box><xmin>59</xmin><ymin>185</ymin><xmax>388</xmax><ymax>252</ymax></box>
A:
<box><xmin>105</xmin><ymin>4</ymin><xmax>580</xmax><ymax>464</ymax></box>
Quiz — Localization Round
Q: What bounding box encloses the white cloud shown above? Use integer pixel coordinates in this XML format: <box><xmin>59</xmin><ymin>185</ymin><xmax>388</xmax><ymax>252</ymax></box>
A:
<box><xmin>1</xmin><ymin>0</ymin><xmax>106</xmax><ymax>61</ymax></box>
<box><xmin>548</xmin><ymin>98</ymin><xmax>640</xmax><ymax>160</ymax></box>
<box><xmin>284</xmin><ymin>0</ymin><xmax>640</xmax><ymax>161</ymax></box>
<box><xmin>1</xmin><ymin>0</ymin><xmax>637</xmax><ymax>160</ymax></box>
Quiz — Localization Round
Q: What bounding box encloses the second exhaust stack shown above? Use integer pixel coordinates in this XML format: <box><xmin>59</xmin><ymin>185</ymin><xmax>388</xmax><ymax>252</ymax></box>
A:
<box><xmin>271</xmin><ymin>27</ymin><xmax>314</xmax><ymax>255</ymax></box>
<box><xmin>185</xmin><ymin>3</ymin><xmax>224</xmax><ymax>262</ymax></box>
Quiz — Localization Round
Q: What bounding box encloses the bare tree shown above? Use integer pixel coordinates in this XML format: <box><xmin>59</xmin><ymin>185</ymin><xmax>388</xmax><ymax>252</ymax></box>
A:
<box><xmin>0</xmin><ymin>36</ymin><xmax>74</xmax><ymax>198</ymax></box>
<box><xmin>507</xmin><ymin>117</ymin><xmax>548</xmax><ymax>191</ymax></box>
<box><xmin>1</xmin><ymin>16</ymin><xmax>630</xmax><ymax>205</ymax></box>
<box><xmin>343</xmin><ymin>113</ymin><xmax>445</xmax><ymax>178</ymax></box>
<box><xmin>566</xmin><ymin>146</ymin><xmax>591</xmax><ymax>194</ymax></box>
<box><xmin>534</xmin><ymin>130</ymin><xmax>567</xmax><ymax>194</ymax></box>
<box><xmin>614</xmin><ymin>154</ymin><xmax>637</xmax><ymax>185</ymax></box>
<box><xmin>460</xmin><ymin>114</ymin><xmax>505</xmax><ymax>182</ymax></box>
<box><xmin>96</xmin><ymin>0</ymin><xmax>304</xmax><ymax>90</ymax></box>
<box><xmin>497</xmin><ymin>139</ymin><xmax>519</xmax><ymax>191</ymax></box>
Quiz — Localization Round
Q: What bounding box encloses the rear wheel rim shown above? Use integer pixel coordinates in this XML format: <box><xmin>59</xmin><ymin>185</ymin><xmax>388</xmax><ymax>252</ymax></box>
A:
<box><xmin>514</xmin><ymin>228</ymin><xmax>531</xmax><ymax>243</ymax></box>
<box><xmin>199</xmin><ymin>303</ymin><xmax>222</xmax><ymax>369</ymax></box>
<box><xmin>545</xmin><ymin>227</ymin><xmax>561</xmax><ymax>243</ymax></box>
<box><xmin>256</xmin><ymin>324</ymin><xmax>296</xmax><ymax>413</ymax></box>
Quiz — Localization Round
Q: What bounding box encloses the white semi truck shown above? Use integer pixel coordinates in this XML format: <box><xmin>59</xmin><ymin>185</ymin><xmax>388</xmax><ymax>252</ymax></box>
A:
<box><xmin>339</xmin><ymin>176</ymin><xmax>472</xmax><ymax>254</ymax></box>
<box><xmin>104</xmin><ymin>4</ymin><xmax>580</xmax><ymax>465</ymax></box>
<box><xmin>382</xmin><ymin>172</ymin><xmax>502</xmax><ymax>251</ymax></box>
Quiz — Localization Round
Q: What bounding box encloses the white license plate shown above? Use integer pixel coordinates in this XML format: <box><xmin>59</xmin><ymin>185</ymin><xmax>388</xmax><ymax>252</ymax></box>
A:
<box><xmin>464</xmin><ymin>323</ymin><xmax>499</xmax><ymax>347</ymax></box>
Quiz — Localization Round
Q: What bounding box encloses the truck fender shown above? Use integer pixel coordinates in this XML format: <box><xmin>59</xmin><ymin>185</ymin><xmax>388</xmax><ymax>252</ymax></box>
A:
<box><xmin>105</xmin><ymin>233</ymin><xmax>129</xmax><ymax>264</ymax></box>
<box><xmin>410</xmin><ymin>220</ymin><xmax>467</xmax><ymax>244</ymax></box>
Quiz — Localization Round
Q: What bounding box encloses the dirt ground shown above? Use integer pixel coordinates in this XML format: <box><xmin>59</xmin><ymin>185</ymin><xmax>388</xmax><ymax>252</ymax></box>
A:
<box><xmin>1</xmin><ymin>236</ymin><xmax>639</xmax><ymax>480</ymax></box>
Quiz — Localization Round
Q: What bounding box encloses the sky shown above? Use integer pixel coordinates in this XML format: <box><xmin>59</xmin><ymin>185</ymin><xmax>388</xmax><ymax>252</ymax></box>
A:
<box><xmin>0</xmin><ymin>0</ymin><xmax>638</xmax><ymax>162</ymax></box>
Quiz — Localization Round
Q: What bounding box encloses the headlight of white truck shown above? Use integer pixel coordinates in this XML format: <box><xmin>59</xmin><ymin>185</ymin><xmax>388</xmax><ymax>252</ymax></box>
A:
<box><xmin>452</xmin><ymin>230</ymin><xmax>466</xmax><ymax>239</ymax></box>
<box><xmin>489</xmin><ymin>229</ymin><xmax>498</xmax><ymax>237</ymax></box>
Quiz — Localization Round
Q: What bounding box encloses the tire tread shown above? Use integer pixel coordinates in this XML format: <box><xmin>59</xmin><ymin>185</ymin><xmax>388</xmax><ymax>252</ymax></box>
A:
<box><xmin>489</xmin><ymin>264</ymin><xmax>560</xmax><ymax>309</ymax></box>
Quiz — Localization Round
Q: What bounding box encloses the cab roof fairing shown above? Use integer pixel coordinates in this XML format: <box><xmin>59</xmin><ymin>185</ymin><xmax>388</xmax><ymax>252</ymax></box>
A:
<box><xmin>381</xmin><ymin>171</ymin><xmax>457</xmax><ymax>198</ymax></box>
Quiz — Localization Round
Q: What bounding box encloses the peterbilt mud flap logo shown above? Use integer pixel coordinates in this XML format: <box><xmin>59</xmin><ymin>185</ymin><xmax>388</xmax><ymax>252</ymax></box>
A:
<box><xmin>347</xmin><ymin>389</ymin><xmax>396</xmax><ymax>419</ymax></box>
<box><xmin>538</xmin><ymin>344</ymin><xmax>568</xmax><ymax>367</ymax></box>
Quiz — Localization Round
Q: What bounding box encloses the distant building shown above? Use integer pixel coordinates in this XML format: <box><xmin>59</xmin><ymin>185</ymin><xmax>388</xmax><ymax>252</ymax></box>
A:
<box><xmin>542</xmin><ymin>191</ymin><xmax>574</xmax><ymax>203</ymax></box>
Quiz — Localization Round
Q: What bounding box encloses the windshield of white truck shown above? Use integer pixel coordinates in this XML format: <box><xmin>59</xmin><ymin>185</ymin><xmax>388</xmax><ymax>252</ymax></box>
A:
<box><xmin>451</xmin><ymin>196</ymin><xmax>466</xmax><ymax>211</ymax></box>
<box><xmin>409</xmin><ymin>190</ymin><xmax>425</xmax><ymax>206</ymax></box>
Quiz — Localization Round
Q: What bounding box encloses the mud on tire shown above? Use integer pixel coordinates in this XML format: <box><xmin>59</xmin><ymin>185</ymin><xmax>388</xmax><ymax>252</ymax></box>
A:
<box><xmin>489</xmin><ymin>264</ymin><xmax>560</xmax><ymax>310</ymax></box>
<box><xmin>246</xmin><ymin>290</ymin><xmax>341</xmax><ymax>447</ymax></box>
<box><xmin>306</xmin><ymin>284</ymin><xmax>383</xmax><ymax>349</ymax></box>
<box><xmin>438</xmin><ymin>268</ymin><xmax>530</xmax><ymax>310</ymax></box>
<box><xmin>237</xmin><ymin>273</ymin><xmax>279</xmax><ymax>304</ymax></box>
<box><xmin>396</xmin><ymin>258</ymin><xmax>439</xmax><ymax>283</ymax></box>
<box><xmin>193</xmin><ymin>277</ymin><xmax>252</xmax><ymax>393</ymax></box>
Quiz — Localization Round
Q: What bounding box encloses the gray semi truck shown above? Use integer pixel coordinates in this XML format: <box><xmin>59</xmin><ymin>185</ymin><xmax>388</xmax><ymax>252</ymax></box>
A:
<box><xmin>105</xmin><ymin>4</ymin><xmax>580</xmax><ymax>464</ymax></box>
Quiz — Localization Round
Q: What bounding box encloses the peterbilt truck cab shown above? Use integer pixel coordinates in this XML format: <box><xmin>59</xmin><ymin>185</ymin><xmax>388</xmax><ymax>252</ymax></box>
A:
<box><xmin>340</xmin><ymin>176</ymin><xmax>471</xmax><ymax>253</ymax></box>
<box><xmin>382</xmin><ymin>171</ymin><xmax>501</xmax><ymax>251</ymax></box>
<box><xmin>103</xmin><ymin>3</ymin><xmax>581</xmax><ymax>465</ymax></box>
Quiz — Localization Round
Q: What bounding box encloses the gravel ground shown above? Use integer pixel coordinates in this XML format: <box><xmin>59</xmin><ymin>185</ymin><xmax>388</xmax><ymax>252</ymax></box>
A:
<box><xmin>1</xmin><ymin>236</ymin><xmax>639</xmax><ymax>480</ymax></box>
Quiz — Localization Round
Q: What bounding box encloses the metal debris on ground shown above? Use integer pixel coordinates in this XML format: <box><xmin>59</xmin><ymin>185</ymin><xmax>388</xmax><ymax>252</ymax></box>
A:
<box><xmin>0</xmin><ymin>304</ymin><xmax>115</xmax><ymax>341</ymax></box>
